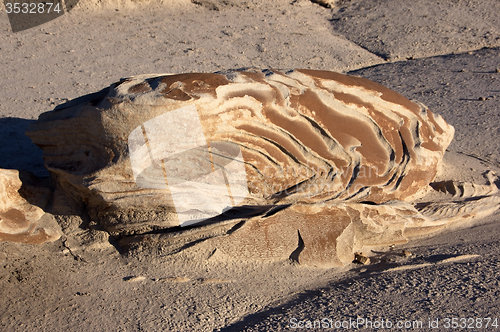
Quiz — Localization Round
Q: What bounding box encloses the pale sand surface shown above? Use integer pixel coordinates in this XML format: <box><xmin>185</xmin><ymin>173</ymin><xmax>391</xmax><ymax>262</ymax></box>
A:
<box><xmin>0</xmin><ymin>1</ymin><xmax>499</xmax><ymax>331</ymax></box>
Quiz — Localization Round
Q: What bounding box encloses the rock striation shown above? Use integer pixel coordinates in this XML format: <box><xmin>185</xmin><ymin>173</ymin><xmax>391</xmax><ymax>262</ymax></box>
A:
<box><xmin>25</xmin><ymin>68</ymin><xmax>497</xmax><ymax>266</ymax></box>
<box><xmin>27</xmin><ymin>69</ymin><xmax>454</xmax><ymax>234</ymax></box>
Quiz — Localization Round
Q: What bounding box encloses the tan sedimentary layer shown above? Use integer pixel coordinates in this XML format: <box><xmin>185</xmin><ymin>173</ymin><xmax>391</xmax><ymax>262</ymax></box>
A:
<box><xmin>27</xmin><ymin>69</ymin><xmax>454</xmax><ymax>236</ymax></box>
<box><xmin>0</xmin><ymin>169</ymin><xmax>61</xmax><ymax>244</ymax></box>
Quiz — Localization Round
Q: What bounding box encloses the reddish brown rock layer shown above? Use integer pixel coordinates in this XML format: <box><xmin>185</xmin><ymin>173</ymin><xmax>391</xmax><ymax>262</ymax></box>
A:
<box><xmin>27</xmin><ymin>69</ymin><xmax>454</xmax><ymax>235</ymax></box>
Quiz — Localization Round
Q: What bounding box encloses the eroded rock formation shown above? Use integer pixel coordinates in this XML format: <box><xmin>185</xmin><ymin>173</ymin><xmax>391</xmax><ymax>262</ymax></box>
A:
<box><xmin>0</xmin><ymin>169</ymin><xmax>61</xmax><ymax>244</ymax></box>
<box><xmin>27</xmin><ymin>69</ymin><xmax>454</xmax><ymax>233</ymax></box>
<box><xmin>22</xmin><ymin>68</ymin><xmax>499</xmax><ymax>266</ymax></box>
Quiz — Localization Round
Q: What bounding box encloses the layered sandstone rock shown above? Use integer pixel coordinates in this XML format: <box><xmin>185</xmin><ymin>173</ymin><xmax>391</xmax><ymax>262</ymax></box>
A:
<box><xmin>27</xmin><ymin>69</ymin><xmax>454</xmax><ymax>237</ymax></box>
<box><xmin>27</xmin><ymin>68</ymin><xmax>495</xmax><ymax>266</ymax></box>
<box><xmin>0</xmin><ymin>169</ymin><xmax>61</xmax><ymax>244</ymax></box>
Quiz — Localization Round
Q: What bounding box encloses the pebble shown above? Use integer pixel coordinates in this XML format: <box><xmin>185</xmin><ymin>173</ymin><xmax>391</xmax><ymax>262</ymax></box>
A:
<box><xmin>402</xmin><ymin>250</ymin><xmax>412</xmax><ymax>257</ymax></box>
<box><xmin>354</xmin><ymin>253</ymin><xmax>370</xmax><ymax>265</ymax></box>
<box><xmin>124</xmin><ymin>276</ymin><xmax>146</xmax><ymax>282</ymax></box>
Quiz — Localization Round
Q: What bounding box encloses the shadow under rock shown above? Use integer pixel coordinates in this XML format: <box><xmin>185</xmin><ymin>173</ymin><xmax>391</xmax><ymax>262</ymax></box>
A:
<box><xmin>0</xmin><ymin>117</ymin><xmax>48</xmax><ymax>177</ymax></box>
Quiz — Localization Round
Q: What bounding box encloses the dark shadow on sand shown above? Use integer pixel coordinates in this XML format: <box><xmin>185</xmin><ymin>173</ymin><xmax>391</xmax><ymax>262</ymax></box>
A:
<box><xmin>0</xmin><ymin>117</ymin><xmax>48</xmax><ymax>177</ymax></box>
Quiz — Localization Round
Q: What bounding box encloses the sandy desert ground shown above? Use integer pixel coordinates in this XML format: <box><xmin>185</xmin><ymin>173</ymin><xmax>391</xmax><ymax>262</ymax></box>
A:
<box><xmin>0</xmin><ymin>0</ymin><xmax>499</xmax><ymax>331</ymax></box>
